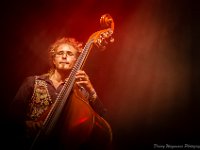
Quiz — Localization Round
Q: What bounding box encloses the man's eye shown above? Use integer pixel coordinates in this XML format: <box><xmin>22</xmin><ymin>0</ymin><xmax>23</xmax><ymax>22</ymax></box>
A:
<box><xmin>57</xmin><ymin>51</ymin><xmax>64</xmax><ymax>55</ymax></box>
<box><xmin>68</xmin><ymin>52</ymin><xmax>74</xmax><ymax>56</ymax></box>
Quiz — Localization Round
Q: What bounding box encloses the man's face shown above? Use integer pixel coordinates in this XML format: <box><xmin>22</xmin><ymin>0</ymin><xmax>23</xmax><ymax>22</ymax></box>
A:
<box><xmin>53</xmin><ymin>43</ymin><xmax>78</xmax><ymax>71</ymax></box>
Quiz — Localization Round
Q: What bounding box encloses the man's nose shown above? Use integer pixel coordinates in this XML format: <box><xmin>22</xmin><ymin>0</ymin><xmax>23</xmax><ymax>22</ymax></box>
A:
<box><xmin>62</xmin><ymin>53</ymin><xmax>67</xmax><ymax>58</ymax></box>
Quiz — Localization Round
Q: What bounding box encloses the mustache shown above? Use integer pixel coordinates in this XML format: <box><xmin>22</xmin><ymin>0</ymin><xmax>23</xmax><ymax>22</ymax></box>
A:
<box><xmin>59</xmin><ymin>62</ymin><xmax>70</xmax><ymax>64</ymax></box>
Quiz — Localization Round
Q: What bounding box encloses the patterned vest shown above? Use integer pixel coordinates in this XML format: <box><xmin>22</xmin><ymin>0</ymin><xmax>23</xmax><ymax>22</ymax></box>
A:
<box><xmin>27</xmin><ymin>76</ymin><xmax>53</xmax><ymax>121</ymax></box>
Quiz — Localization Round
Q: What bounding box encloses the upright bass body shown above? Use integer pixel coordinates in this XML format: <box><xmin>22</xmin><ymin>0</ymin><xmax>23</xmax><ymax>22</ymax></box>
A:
<box><xmin>59</xmin><ymin>86</ymin><xmax>112</xmax><ymax>149</ymax></box>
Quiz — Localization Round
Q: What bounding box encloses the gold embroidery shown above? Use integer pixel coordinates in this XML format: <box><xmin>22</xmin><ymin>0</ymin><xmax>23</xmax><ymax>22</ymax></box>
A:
<box><xmin>28</xmin><ymin>76</ymin><xmax>53</xmax><ymax>120</ymax></box>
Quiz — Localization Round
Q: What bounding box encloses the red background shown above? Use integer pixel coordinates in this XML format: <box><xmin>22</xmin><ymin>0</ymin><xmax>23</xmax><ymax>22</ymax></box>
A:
<box><xmin>2</xmin><ymin>0</ymin><xmax>200</xmax><ymax>149</ymax></box>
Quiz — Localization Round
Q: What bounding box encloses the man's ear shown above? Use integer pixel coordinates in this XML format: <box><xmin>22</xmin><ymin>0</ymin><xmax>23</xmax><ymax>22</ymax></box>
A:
<box><xmin>52</xmin><ymin>59</ymin><xmax>56</xmax><ymax>67</ymax></box>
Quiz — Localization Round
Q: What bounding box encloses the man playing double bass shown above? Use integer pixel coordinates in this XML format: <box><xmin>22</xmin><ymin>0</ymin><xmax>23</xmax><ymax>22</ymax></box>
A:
<box><xmin>9</xmin><ymin>37</ymin><xmax>113</xmax><ymax>150</ymax></box>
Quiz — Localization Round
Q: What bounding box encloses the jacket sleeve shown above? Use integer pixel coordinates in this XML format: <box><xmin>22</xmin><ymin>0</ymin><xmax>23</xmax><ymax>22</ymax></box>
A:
<box><xmin>8</xmin><ymin>76</ymin><xmax>35</xmax><ymax>126</ymax></box>
<box><xmin>7</xmin><ymin>76</ymin><xmax>35</xmax><ymax>148</ymax></box>
<box><xmin>89</xmin><ymin>95</ymin><xmax>107</xmax><ymax>118</ymax></box>
<box><xmin>77</xmin><ymin>85</ymin><xmax>107</xmax><ymax>117</ymax></box>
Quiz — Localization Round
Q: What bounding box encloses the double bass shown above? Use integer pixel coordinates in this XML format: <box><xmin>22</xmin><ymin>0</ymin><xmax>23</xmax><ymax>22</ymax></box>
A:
<box><xmin>30</xmin><ymin>14</ymin><xmax>114</xmax><ymax>150</ymax></box>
